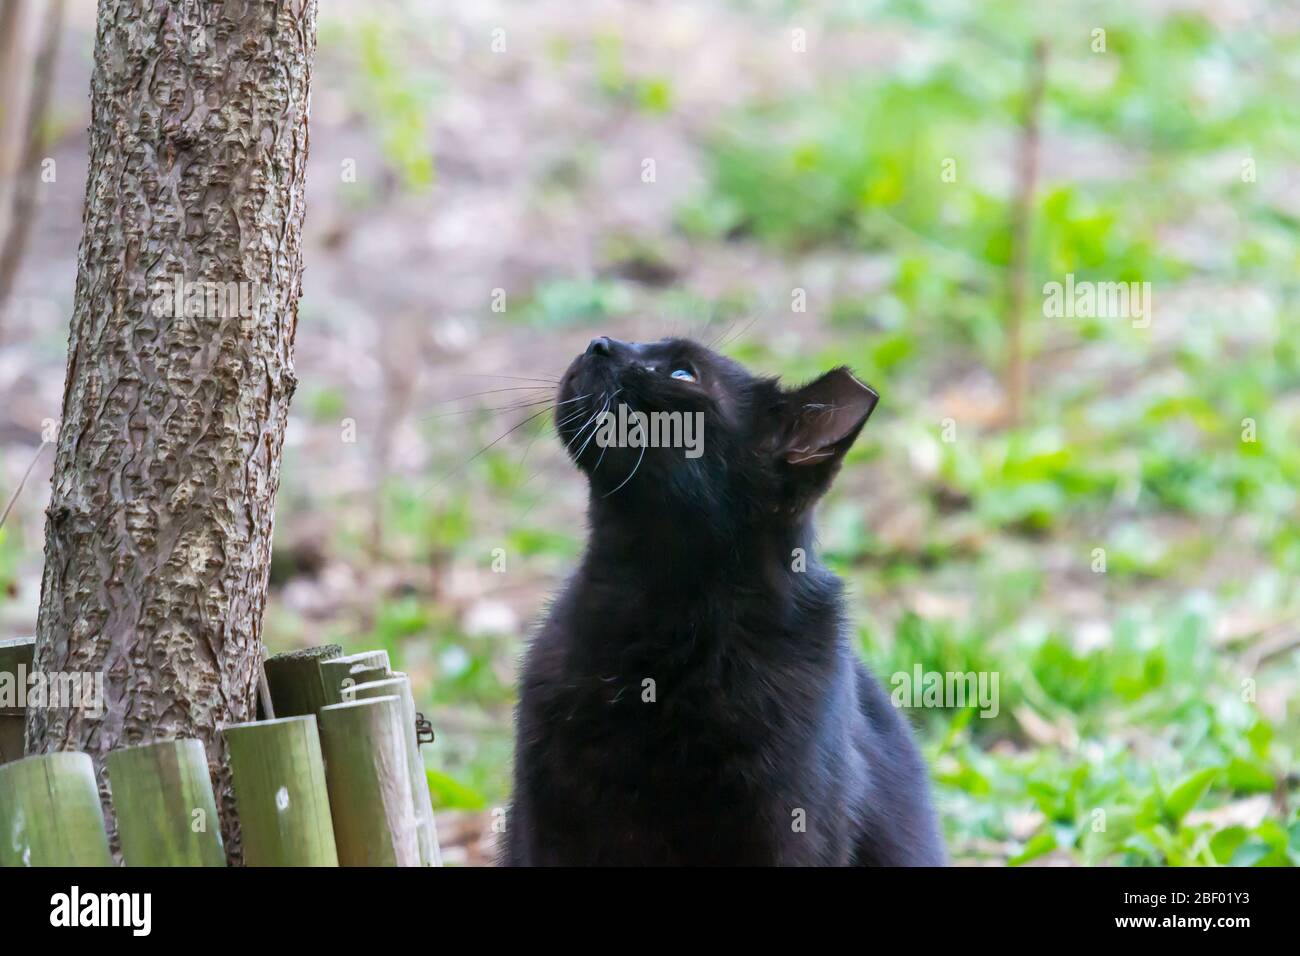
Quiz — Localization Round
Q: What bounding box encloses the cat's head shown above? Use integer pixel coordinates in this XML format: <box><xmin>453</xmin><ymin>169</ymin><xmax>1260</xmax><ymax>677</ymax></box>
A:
<box><xmin>556</xmin><ymin>336</ymin><xmax>878</xmax><ymax>528</ymax></box>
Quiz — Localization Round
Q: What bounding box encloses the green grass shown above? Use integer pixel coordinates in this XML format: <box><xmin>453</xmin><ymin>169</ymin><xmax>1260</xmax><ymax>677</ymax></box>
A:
<box><xmin>267</xmin><ymin>0</ymin><xmax>1299</xmax><ymax>863</ymax></box>
<box><xmin>683</xmin><ymin>0</ymin><xmax>1300</xmax><ymax>865</ymax></box>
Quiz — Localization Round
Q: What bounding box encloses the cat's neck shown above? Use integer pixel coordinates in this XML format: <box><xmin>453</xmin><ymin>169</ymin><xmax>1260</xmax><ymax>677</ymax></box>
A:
<box><xmin>583</xmin><ymin>494</ymin><xmax>818</xmax><ymax>593</ymax></box>
<box><xmin>569</xmin><ymin>498</ymin><xmax>841</xmax><ymax>672</ymax></box>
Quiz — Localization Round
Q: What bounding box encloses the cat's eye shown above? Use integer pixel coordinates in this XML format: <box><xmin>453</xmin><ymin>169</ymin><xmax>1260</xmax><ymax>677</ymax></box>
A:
<box><xmin>670</xmin><ymin>368</ymin><xmax>697</xmax><ymax>383</ymax></box>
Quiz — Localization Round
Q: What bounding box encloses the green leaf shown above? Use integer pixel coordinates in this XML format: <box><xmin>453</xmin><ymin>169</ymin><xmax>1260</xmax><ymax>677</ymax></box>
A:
<box><xmin>1163</xmin><ymin>767</ymin><xmax>1220</xmax><ymax>825</ymax></box>
<box><xmin>1009</xmin><ymin>831</ymin><xmax>1057</xmax><ymax>866</ymax></box>
<box><xmin>1229</xmin><ymin>821</ymin><xmax>1293</xmax><ymax>866</ymax></box>
<box><xmin>1209</xmin><ymin>826</ymin><xmax>1249</xmax><ymax>864</ymax></box>
<box><xmin>1224</xmin><ymin>758</ymin><xmax>1275</xmax><ymax>794</ymax></box>
<box><xmin>425</xmin><ymin>769</ymin><xmax>487</xmax><ymax>811</ymax></box>
<box><xmin>1243</xmin><ymin>720</ymin><xmax>1273</xmax><ymax>758</ymax></box>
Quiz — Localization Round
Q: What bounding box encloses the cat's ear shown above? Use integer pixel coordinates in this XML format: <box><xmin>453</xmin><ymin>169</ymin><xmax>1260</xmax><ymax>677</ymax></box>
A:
<box><xmin>775</xmin><ymin>367</ymin><xmax>878</xmax><ymax>469</ymax></box>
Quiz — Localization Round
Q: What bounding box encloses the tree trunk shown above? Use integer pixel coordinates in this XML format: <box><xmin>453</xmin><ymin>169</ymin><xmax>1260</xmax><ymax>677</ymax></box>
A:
<box><xmin>28</xmin><ymin>0</ymin><xmax>317</xmax><ymax>864</ymax></box>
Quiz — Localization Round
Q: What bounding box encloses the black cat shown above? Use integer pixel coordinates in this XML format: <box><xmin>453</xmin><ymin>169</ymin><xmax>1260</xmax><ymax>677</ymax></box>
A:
<box><xmin>503</xmin><ymin>336</ymin><xmax>944</xmax><ymax>866</ymax></box>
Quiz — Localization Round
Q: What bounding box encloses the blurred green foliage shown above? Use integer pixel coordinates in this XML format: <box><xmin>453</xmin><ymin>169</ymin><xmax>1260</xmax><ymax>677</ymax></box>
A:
<box><xmin>321</xmin><ymin>17</ymin><xmax>437</xmax><ymax>195</ymax></box>
<box><xmin>273</xmin><ymin>0</ymin><xmax>1299</xmax><ymax>863</ymax></box>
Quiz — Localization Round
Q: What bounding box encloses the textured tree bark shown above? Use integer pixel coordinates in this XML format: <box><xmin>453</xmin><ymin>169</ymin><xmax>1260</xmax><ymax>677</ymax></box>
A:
<box><xmin>28</xmin><ymin>0</ymin><xmax>317</xmax><ymax>864</ymax></box>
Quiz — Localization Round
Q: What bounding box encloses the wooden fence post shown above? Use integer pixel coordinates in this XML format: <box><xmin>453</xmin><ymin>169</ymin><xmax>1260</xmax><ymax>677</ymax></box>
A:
<box><xmin>352</xmin><ymin>674</ymin><xmax>442</xmax><ymax>866</ymax></box>
<box><xmin>106</xmin><ymin>738</ymin><xmax>226</xmax><ymax>866</ymax></box>
<box><xmin>319</xmin><ymin>650</ymin><xmax>391</xmax><ymax>705</ymax></box>
<box><xmin>263</xmin><ymin>644</ymin><xmax>343</xmax><ymax>718</ymax></box>
<box><xmin>223</xmin><ymin>715</ymin><xmax>338</xmax><ymax>867</ymax></box>
<box><xmin>318</xmin><ymin>696</ymin><xmax>419</xmax><ymax>866</ymax></box>
<box><xmin>0</xmin><ymin>636</ymin><xmax>35</xmax><ymax>764</ymax></box>
<box><xmin>0</xmin><ymin>751</ymin><xmax>112</xmax><ymax>865</ymax></box>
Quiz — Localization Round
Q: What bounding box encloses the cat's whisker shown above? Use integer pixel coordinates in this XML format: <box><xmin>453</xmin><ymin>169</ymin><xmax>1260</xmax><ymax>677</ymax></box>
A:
<box><xmin>592</xmin><ymin>425</ymin><xmax>612</xmax><ymax>472</ymax></box>
<box><xmin>453</xmin><ymin>373</ymin><xmax>561</xmax><ymax>385</ymax></box>
<box><xmin>602</xmin><ymin>436</ymin><xmax>646</xmax><ymax>498</ymax></box>
<box><xmin>566</xmin><ymin>416</ymin><xmax>602</xmax><ymax>457</ymax></box>
<box><xmin>422</xmin><ymin>397</ymin><xmax>555</xmax><ymax>422</ymax></box>
<box><xmin>705</xmin><ymin>318</ymin><xmax>736</xmax><ymax>350</ymax></box>
<box><xmin>417</xmin><ymin>394</ymin><xmax>589</xmax><ymax>501</ymax></box>
<box><xmin>556</xmin><ymin>406</ymin><xmax>588</xmax><ymax>427</ymax></box>
<box><xmin>574</xmin><ymin>390</ymin><xmax>618</xmax><ymax>461</ymax></box>
<box><xmin>440</xmin><ymin>391</ymin><xmax>585</xmax><ymax>426</ymax></box>
<box><xmin>517</xmin><ymin>405</ymin><xmax>584</xmax><ymax>496</ymax></box>
<box><xmin>440</xmin><ymin>385</ymin><xmax>553</xmax><ymax>402</ymax></box>
<box><xmin>561</xmin><ymin>400</ymin><xmax>595</xmax><ymax>444</ymax></box>
<box><xmin>717</xmin><ymin>315</ymin><xmax>758</xmax><ymax>351</ymax></box>
<box><xmin>514</xmin><ymin>395</ymin><xmax>607</xmax><ymax>518</ymax></box>
<box><xmin>417</xmin><ymin>384</ymin><xmax>564</xmax><ymax>423</ymax></box>
<box><xmin>561</xmin><ymin>408</ymin><xmax>592</xmax><ymax>429</ymax></box>
<box><xmin>515</xmin><ymin>407</ymin><xmax>557</xmax><ymax>476</ymax></box>
<box><xmin>563</xmin><ymin>390</ymin><xmax>613</xmax><ymax>456</ymax></box>
<box><xmin>562</xmin><ymin>410</ymin><xmax>599</xmax><ymax>454</ymax></box>
<box><xmin>601</xmin><ymin>399</ymin><xmax>647</xmax><ymax>498</ymax></box>
<box><xmin>556</xmin><ymin>395</ymin><xmax>596</xmax><ymax>433</ymax></box>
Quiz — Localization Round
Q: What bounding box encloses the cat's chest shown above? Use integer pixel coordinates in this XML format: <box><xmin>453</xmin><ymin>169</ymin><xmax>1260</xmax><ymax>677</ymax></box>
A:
<box><xmin>545</xmin><ymin>645</ymin><xmax>759</xmax><ymax>737</ymax></box>
<box><xmin>531</xmin><ymin>669</ymin><xmax>773</xmax><ymax>828</ymax></box>
<box><xmin>531</xmin><ymin>621</ymin><xmax>805</xmax><ymax>776</ymax></box>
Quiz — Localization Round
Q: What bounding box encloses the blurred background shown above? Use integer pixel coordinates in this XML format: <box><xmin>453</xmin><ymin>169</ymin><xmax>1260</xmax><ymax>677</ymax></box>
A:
<box><xmin>1</xmin><ymin>0</ymin><xmax>1298</xmax><ymax>865</ymax></box>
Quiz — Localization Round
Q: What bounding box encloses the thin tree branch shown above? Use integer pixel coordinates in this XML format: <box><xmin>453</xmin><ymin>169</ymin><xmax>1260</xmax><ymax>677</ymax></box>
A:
<box><xmin>0</xmin><ymin>0</ymin><xmax>65</xmax><ymax>337</ymax></box>
<box><xmin>1003</xmin><ymin>38</ymin><xmax>1047</xmax><ymax>427</ymax></box>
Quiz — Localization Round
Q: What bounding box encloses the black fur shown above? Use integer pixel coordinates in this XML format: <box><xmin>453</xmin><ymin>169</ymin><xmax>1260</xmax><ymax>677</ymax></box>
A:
<box><xmin>503</xmin><ymin>337</ymin><xmax>944</xmax><ymax>866</ymax></box>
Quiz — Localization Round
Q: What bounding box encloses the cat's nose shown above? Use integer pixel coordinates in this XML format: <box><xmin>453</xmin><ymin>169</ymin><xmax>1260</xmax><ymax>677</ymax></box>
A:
<box><xmin>585</xmin><ymin>336</ymin><xmax>612</xmax><ymax>357</ymax></box>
